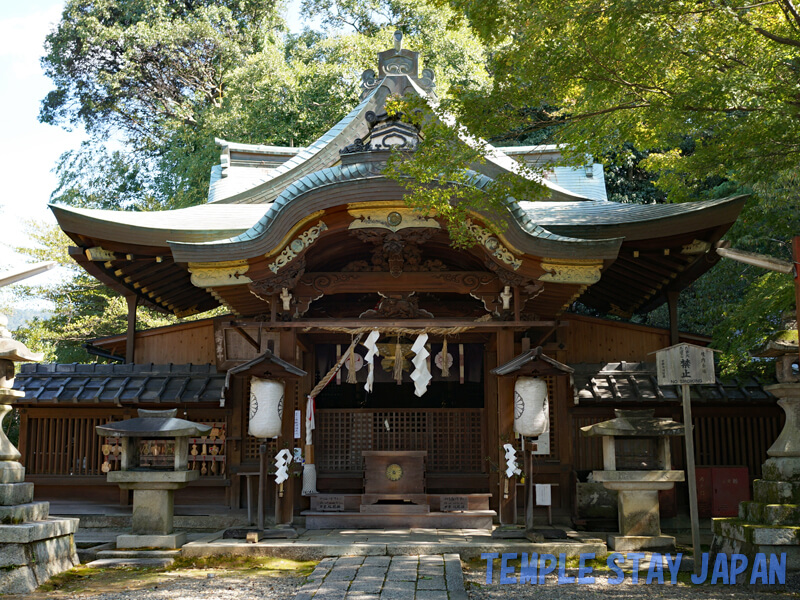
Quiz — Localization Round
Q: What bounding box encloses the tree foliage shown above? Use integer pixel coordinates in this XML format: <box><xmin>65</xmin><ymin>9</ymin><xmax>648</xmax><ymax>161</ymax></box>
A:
<box><xmin>27</xmin><ymin>0</ymin><xmax>493</xmax><ymax>359</ymax></box>
<box><xmin>391</xmin><ymin>0</ymin><xmax>800</xmax><ymax>374</ymax></box>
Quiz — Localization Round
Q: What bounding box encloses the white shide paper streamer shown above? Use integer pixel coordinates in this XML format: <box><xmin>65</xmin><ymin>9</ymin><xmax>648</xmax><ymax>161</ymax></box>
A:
<box><xmin>410</xmin><ymin>333</ymin><xmax>432</xmax><ymax>397</ymax></box>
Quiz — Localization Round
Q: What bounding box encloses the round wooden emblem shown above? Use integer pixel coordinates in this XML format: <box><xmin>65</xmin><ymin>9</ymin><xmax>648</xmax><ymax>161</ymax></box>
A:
<box><xmin>385</xmin><ymin>463</ymin><xmax>403</xmax><ymax>481</ymax></box>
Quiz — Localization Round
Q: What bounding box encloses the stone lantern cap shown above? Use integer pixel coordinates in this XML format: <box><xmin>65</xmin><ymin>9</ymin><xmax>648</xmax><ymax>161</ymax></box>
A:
<box><xmin>96</xmin><ymin>408</ymin><xmax>211</xmax><ymax>438</ymax></box>
<box><xmin>0</xmin><ymin>338</ymin><xmax>43</xmax><ymax>363</ymax></box>
<box><xmin>580</xmin><ymin>409</ymin><xmax>685</xmax><ymax>437</ymax></box>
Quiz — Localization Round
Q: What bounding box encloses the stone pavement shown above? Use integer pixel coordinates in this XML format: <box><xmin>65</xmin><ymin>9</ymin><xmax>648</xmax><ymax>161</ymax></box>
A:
<box><xmin>294</xmin><ymin>554</ymin><xmax>467</xmax><ymax>600</ymax></box>
<box><xmin>179</xmin><ymin>527</ymin><xmax>606</xmax><ymax>561</ymax></box>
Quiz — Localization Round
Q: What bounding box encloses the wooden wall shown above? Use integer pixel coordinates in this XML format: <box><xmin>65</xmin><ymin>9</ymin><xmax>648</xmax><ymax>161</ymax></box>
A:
<box><xmin>133</xmin><ymin>320</ymin><xmax>216</xmax><ymax>364</ymax></box>
<box><xmin>562</xmin><ymin>314</ymin><xmax>708</xmax><ymax>364</ymax></box>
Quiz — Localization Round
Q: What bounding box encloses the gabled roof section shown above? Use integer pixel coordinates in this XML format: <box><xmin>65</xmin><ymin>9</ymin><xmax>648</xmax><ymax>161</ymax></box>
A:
<box><xmin>52</xmin><ymin>203</ymin><xmax>268</xmax><ymax>247</ymax></box>
<box><xmin>519</xmin><ymin>195</ymin><xmax>747</xmax><ymax>241</ymax></box>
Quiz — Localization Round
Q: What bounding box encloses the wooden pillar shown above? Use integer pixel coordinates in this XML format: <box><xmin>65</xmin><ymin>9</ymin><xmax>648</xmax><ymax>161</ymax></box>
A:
<box><xmin>485</xmin><ymin>335</ymin><xmax>499</xmax><ymax>515</ymax></box>
<box><xmin>228</xmin><ymin>376</ymin><xmax>244</xmax><ymax>510</ymax></box>
<box><xmin>666</xmin><ymin>290</ymin><xmax>679</xmax><ymax>346</ymax></box>
<box><xmin>556</xmin><ymin>374</ymin><xmax>573</xmax><ymax>513</ymax></box>
<box><xmin>793</xmin><ymin>236</ymin><xmax>800</xmax><ymax>368</ymax></box>
<box><xmin>278</xmin><ymin>330</ymin><xmax>297</xmax><ymax>525</ymax></box>
<box><xmin>496</xmin><ymin>328</ymin><xmax>516</xmax><ymax>524</ymax></box>
<box><xmin>125</xmin><ymin>295</ymin><xmax>138</xmax><ymax>363</ymax></box>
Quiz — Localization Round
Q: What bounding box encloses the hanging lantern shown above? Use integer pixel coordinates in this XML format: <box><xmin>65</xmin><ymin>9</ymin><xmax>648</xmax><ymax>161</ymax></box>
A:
<box><xmin>248</xmin><ymin>377</ymin><xmax>284</xmax><ymax>438</ymax></box>
<box><xmin>514</xmin><ymin>377</ymin><xmax>549</xmax><ymax>437</ymax></box>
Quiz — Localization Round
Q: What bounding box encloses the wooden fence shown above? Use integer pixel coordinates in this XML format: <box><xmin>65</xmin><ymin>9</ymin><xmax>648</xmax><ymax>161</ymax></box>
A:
<box><xmin>315</xmin><ymin>408</ymin><xmax>485</xmax><ymax>474</ymax></box>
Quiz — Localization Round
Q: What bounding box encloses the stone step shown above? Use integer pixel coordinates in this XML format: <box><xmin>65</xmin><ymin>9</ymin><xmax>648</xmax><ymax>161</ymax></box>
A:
<box><xmin>97</xmin><ymin>549</ymin><xmax>181</xmax><ymax>559</ymax></box>
<box><xmin>740</xmin><ymin>501</ymin><xmax>800</xmax><ymax>526</ymax></box>
<box><xmin>712</xmin><ymin>517</ymin><xmax>800</xmax><ymax>546</ymax></box>
<box><xmin>51</xmin><ymin>513</ymin><xmax>250</xmax><ymax>531</ymax></box>
<box><xmin>753</xmin><ymin>479</ymin><xmax>800</xmax><ymax>504</ymax></box>
<box><xmin>85</xmin><ymin>557</ymin><xmax>174</xmax><ymax>569</ymax></box>
<box><xmin>360</xmin><ymin>504</ymin><xmax>430</xmax><ymax>514</ymax></box>
<box><xmin>0</xmin><ymin>501</ymin><xmax>49</xmax><ymax>524</ymax></box>
<box><xmin>0</xmin><ymin>481</ymin><xmax>33</xmax><ymax>506</ymax></box>
<box><xmin>302</xmin><ymin>510</ymin><xmax>495</xmax><ymax>530</ymax></box>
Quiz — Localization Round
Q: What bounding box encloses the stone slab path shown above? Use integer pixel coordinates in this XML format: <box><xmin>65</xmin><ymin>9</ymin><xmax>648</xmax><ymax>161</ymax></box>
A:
<box><xmin>294</xmin><ymin>554</ymin><xmax>467</xmax><ymax>600</ymax></box>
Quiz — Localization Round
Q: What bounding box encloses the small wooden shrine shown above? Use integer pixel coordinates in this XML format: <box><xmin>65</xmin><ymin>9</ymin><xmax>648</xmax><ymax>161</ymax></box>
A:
<box><xmin>11</xmin><ymin>34</ymin><xmax>780</xmax><ymax>528</ymax></box>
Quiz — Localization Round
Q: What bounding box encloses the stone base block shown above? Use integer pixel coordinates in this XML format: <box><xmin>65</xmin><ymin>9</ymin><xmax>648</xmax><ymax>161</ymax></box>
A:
<box><xmin>0</xmin><ymin>481</ymin><xmax>33</xmax><ymax>506</ymax></box>
<box><xmin>0</xmin><ymin>517</ymin><xmax>78</xmax><ymax>544</ymax></box>
<box><xmin>739</xmin><ymin>501</ymin><xmax>800</xmax><ymax>526</ymax></box>
<box><xmin>0</xmin><ymin>521</ymin><xmax>79</xmax><ymax>594</ymax></box>
<box><xmin>712</xmin><ymin>517</ymin><xmax>800</xmax><ymax>546</ymax></box>
<box><xmin>608</xmin><ymin>534</ymin><xmax>676</xmax><ymax>552</ymax></box>
<box><xmin>0</xmin><ymin>461</ymin><xmax>25</xmax><ymax>484</ymax></box>
<box><xmin>116</xmin><ymin>532</ymin><xmax>187</xmax><ymax>549</ymax></box>
<box><xmin>617</xmin><ymin>489</ymin><xmax>662</xmax><ymax>537</ymax></box>
<box><xmin>712</xmin><ymin>527</ymin><xmax>800</xmax><ymax>571</ymax></box>
<box><xmin>754</xmin><ymin>479</ymin><xmax>800</xmax><ymax>504</ymax></box>
<box><xmin>764</xmin><ymin>457</ymin><xmax>800</xmax><ymax>483</ymax></box>
<box><xmin>0</xmin><ymin>500</ymin><xmax>49</xmax><ymax>524</ymax></box>
<box><xmin>131</xmin><ymin>488</ymin><xmax>174</xmax><ymax>536</ymax></box>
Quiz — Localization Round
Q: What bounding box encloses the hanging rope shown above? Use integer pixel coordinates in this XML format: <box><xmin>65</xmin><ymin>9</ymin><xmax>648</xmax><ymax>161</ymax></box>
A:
<box><xmin>346</xmin><ymin>336</ymin><xmax>358</xmax><ymax>384</ymax></box>
<box><xmin>393</xmin><ymin>335</ymin><xmax>404</xmax><ymax>385</ymax></box>
<box><xmin>308</xmin><ymin>332</ymin><xmax>364</xmax><ymax>399</ymax></box>
<box><xmin>441</xmin><ymin>337</ymin><xmax>450</xmax><ymax>377</ymax></box>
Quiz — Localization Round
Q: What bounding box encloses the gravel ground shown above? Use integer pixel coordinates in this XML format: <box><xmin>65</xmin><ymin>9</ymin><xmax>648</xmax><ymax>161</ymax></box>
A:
<box><xmin>463</xmin><ymin>564</ymin><xmax>800</xmax><ymax>599</ymax></box>
<box><xmin>14</xmin><ymin>571</ymin><xmax>306</xmax><ymax>600</ymax></box>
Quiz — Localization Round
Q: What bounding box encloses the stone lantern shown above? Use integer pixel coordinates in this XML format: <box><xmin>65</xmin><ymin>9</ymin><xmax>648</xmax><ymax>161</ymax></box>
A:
<box><xmin>0</xmin><ymin>316</ymin><xmax>79</xmax><ymax>593</ymax></box>
<box><xmin>96</xmin><ymin>408</ymin><xmax>211</xmax><ymax>549</ymax></box>
<box><xmin>581</xmin><ymin>409</ymin><xmax>685</xmax><ymax>551</ymax></box>
<box><xmin>711</xmin><ymin>315</ymin><xmax>800</xmax><ymax>570</ymax></box>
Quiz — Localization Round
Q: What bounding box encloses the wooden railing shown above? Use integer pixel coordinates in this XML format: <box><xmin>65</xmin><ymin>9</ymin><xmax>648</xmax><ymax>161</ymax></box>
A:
<box><xmin>19</xmin><ymin>408</ymin><xmax>228</xmax><ymax>479</ymax></box>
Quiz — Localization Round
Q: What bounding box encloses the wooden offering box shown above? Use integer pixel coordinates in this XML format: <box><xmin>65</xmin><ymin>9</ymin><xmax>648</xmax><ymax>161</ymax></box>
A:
<box><xmin>362</xmin><ymin>450</ymin><xmax>426</xmax><ymax>504</ymax></box>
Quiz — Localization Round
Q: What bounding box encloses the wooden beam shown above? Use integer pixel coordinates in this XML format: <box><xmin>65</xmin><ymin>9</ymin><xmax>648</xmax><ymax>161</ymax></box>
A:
<box><xmin>233</xmin><ymin>326</ymin><xmax>261</xmax><ymax>352</ymax></box>
<box><xmin>293</xmin><ymin>271</ymin><xmax>503</xmax><ymax>295</ymax></box>
<box><xmin>220</xmin><ymin>319</ymin><xmax>561</xmax><ymax>330</ymax></box>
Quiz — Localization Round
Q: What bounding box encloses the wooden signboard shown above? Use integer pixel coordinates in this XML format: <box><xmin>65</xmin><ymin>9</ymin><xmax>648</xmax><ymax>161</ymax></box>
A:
<box><xmin>655</xmin><ymin>343</ymin><xmax>715</xmax><ymax>386</ymax></box>
<box><xmin>440</xmin><ymin>496</ymin><xmax>468</xmax><ymax>512</ymax></box>
<box><xmin>316</xmin><ymin>495</ymin><xmax>345</xmax><ymax>512</ymax></box>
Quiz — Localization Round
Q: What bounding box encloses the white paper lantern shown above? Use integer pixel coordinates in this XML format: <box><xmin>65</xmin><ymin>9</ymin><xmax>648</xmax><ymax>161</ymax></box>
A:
<box><xmin>248</xmin><ymin>377</ymin><xmax>284</xmax><ymax>438</ymax></box>
<box><xmin>514</xmin><ymin>377</ymin><xmax>549</xmax><ymax>437</ymax></box>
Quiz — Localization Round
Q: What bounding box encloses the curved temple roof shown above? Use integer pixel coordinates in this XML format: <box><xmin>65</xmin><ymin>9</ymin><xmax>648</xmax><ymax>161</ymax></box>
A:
<box><xmin>50</xmin><ymin>35</ymin><xmax>747</xmax><ymax>320</ymax></box>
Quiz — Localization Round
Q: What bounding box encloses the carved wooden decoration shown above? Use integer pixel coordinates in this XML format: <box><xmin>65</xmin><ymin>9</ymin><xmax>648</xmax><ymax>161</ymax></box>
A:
<box><xmin>359</xmin><ymin>292</ymin><xmax>434</xmax><ymax>319</ymax></box>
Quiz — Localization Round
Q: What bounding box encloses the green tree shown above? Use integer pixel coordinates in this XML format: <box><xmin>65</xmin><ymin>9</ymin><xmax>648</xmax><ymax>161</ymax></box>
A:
<box><xmin>383</xmin><ymin>0</ymin><xmax>800</xmax><ymax>373</ymax></box>
<box><xmin>26</xmin><ymin>0</ymin><xmax>494</xmax><ymax>360</ymax></box>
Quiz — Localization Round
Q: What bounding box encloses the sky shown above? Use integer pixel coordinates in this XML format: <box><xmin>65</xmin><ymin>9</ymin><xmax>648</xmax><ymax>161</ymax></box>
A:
<box><xmin>0</xmin><ymin>0</ymin><xmax>310</xmax><ymax>316</ymax></box>
<box><xmin>0</xmin><ymin>0</ymin><xmax>83</xmax><ymax>269</ymax></box>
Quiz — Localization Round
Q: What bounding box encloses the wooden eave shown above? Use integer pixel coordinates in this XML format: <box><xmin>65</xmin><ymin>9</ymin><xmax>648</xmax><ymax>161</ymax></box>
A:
<box><xmin>68</xmin><ymin>246</ymin><xmax>218</xmax><ymax>317</ymax></box>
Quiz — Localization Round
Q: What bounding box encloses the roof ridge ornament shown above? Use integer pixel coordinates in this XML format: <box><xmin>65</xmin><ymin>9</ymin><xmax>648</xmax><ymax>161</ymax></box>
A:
<box><xmin>360</xmin><ymin>32</ymin><xmax>436</xmax><ymax>100</ymax></box>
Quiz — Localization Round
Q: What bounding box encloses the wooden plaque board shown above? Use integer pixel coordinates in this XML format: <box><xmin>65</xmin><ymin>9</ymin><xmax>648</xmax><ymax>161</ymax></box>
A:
<box><xmin>440</xmin><ymin>495</ymin><xmax>469</xmax><ymax>512</ymax></box>
<box><xmin>316</xmin><ymin>495</ymin><xmax>345</xmax><ymax>512</ymax></box>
